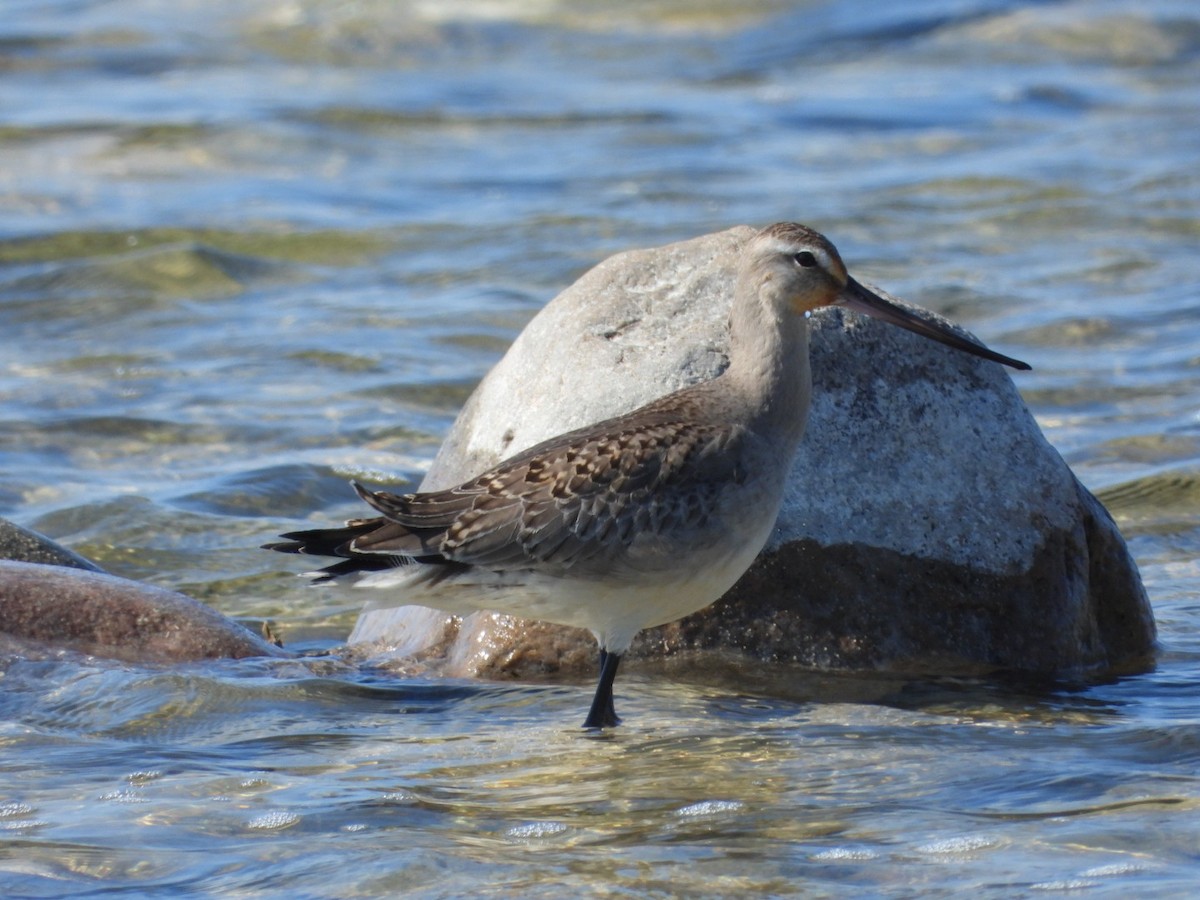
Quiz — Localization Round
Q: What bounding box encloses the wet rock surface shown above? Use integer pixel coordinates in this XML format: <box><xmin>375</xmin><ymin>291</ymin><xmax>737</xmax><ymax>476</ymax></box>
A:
<box><xmin>0</xmin><ymin>559</ymin><xmax>287</xmax><ymax>663</ymax></box>
<box><xmin>0</xmin><ymin>519</ymin><xmax>287</xmax><ymax>662</ymax></box>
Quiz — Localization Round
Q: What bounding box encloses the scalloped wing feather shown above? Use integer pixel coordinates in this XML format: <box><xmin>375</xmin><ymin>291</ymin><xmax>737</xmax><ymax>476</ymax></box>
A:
<box><xmin>350</xmin><ymin>415</ymin><xmax>747</xmax><ymax>572</ymax></box>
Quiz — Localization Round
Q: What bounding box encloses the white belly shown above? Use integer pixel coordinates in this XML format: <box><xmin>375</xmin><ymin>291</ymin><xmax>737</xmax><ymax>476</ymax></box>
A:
<box><xmin>350</xmin><ymin>510</ymin><xmax>776</xmax><ymax>654</ymax></box>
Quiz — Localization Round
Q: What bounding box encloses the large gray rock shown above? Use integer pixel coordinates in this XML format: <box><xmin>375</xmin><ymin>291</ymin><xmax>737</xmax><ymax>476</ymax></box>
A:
<box><xmin>349</xmin><ymin>226</ymin><xmax>1155</xmax><ymax>677</ymax></box>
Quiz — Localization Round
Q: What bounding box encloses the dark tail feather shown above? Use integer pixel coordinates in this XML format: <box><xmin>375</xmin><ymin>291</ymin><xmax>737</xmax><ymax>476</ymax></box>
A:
<box><xmin>301</xmin><ymin>555</ymin><xmax>407</xmax><ymax>582</ymax></box>
<box><xmin>262</xmin><ymin>519</ymin><xmax>402</xmax><ymax>581</ymax></box>
<box><xmin>263</xmin><ymin>517</ymin><xmax>452</xmax><ymax>582</ymax></box>
<box><xmin>262</xmin><ymin>519</ymin><xmax>384</xmax><ymax>558</ymax></box>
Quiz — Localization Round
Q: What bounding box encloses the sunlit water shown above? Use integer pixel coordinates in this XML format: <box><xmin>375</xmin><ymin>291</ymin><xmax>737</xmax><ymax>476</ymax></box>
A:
<box><xmin>1</xmin><ymin>0</ymin><xmax>1199</xmax><ymax>895</ymax></box>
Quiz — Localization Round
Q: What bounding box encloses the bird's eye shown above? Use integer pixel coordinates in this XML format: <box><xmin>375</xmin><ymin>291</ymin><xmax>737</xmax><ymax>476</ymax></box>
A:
<box><xmin>793</xmin><ymin>251</ymin><xmax>818</xmax><ymax>268</ymax></box>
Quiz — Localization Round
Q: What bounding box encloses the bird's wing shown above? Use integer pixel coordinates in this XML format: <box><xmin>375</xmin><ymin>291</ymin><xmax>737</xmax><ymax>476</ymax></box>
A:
<box><xmin>352</xmin><ymin>413</ymin><xmax>749</xmax><ymax>572</ymax></box>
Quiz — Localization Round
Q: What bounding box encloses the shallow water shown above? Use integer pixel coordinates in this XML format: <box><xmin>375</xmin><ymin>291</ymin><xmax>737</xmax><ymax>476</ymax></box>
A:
<box><xmin>2</xmin><ymin>0</ymin><xmax>1199</xmax><ymax>895</ymax></box>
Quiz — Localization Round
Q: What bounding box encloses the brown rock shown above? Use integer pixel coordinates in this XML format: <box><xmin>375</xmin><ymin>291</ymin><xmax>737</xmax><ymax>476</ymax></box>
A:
<box><xmin>0</xmin><ymin>559</ymin><xmax>287</xmax><ymax>663</ymax></box>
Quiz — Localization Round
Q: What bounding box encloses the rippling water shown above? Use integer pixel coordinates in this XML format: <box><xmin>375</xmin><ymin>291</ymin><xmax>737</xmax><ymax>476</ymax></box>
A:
<box><xmin>2</xmin><ymin>0</ymin><xmax>1199</xmax><ymax>895</ymax></box>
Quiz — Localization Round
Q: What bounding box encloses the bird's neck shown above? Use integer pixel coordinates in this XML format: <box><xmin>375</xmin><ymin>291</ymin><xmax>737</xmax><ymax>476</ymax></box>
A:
<box><xmin>720</xmin><ymin>279</ymin><xmax>813</xmax><ymax>450</ymax></box>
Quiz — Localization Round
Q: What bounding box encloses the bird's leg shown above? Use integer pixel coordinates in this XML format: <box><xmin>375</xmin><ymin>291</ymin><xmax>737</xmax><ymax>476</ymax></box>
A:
<box><xmin>599</xmin><ymin>652</ymin><xmax>617</xmax><ymax>725</ymax></box>
<box><xmin>583</xmin><ymin>649</ymin><xmax>622</xmax><ymax>729</ymax></box>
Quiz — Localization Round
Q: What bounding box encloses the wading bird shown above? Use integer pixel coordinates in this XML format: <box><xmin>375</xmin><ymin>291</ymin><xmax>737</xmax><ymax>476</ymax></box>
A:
<box><xmin>266</xmin><ymin>223</ymin><xmax>1029</xmax><ymax>728</ymax></box>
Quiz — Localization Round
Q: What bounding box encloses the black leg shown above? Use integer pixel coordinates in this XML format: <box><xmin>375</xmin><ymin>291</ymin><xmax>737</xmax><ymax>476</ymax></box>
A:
<box><xmin>582</xmin><ymin>649</ymin><xmax>622</xmax><ymax>729</ymax></box>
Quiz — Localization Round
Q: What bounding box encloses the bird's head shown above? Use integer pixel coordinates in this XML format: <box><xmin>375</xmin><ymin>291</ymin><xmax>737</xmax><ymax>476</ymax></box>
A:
<box><xmin>746</xmin><ymin>222</ymin><xmax>1030</xmax><ymax>371</ymax></box>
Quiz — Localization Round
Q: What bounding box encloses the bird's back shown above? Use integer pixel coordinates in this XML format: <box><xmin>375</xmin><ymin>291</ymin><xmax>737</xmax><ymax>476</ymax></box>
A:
<box><xmin>347</xmin><ymin>379</ymin><xmax>788</xmax><ymax>580</ymax></box>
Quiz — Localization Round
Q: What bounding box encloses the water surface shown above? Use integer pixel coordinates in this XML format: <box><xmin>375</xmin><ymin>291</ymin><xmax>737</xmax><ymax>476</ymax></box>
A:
<box><xmin>2</xmin><ymin>0</ymin><xmax>1199</xmax><ymax>895</ymax></box>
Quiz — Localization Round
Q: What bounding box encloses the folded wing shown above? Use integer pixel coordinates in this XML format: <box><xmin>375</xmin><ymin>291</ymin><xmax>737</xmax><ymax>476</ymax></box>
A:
<box><xmin>266</xmin><ymin>402</ymin><xmax>748</xmax><ymax>579</ymax></box>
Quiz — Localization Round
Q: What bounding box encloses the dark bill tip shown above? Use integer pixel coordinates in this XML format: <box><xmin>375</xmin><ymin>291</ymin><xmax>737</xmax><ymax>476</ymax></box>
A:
<box><xmin>837</xmin><ymin>278</ymin><xmax>1031</xmax><ymax>371</ymax></box>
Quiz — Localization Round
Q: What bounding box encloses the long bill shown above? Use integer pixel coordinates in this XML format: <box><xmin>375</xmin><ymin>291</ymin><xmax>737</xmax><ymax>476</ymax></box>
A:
<box><xmin>836</xmin><ymin>277</ymin><xmax>1031</xmax><ymax>371</ymax></box>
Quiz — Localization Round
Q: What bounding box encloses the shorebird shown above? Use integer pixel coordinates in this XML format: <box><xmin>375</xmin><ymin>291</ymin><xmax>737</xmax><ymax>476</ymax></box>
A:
<box><xmin>266</xmin><ymin>223</ymin><xmax>1029</xmax><ymax>728</ymax></box>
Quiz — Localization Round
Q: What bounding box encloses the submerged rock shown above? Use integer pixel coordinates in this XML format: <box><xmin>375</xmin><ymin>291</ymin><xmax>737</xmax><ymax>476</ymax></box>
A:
<box><xmin>0</xmin><ymin>518</ymin><xmax>287</xmax><ymax>662</ymax></box>
<box><xmin>0</xmin><ymin>518</ymin><xmax>105</xmax><ymax>572</ymax></box>
<box><xmin>348</xmin><ymin>226</ymin><xmax>1155</xmax><ymax>677</ymax></box>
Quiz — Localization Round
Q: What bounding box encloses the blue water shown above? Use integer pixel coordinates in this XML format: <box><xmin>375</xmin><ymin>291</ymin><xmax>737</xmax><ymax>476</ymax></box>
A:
<box><xmin>2</xmin><ymin>0</ymin><xmax>1199</xmax><ymax>895</ymax></box>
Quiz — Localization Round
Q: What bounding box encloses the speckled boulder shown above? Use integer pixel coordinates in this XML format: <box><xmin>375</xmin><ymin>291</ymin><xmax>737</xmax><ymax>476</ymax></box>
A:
<box><xmin>348</xmin><ymin>226</ymin><xmax>1155</xmax><ymax>677</ymax></box>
